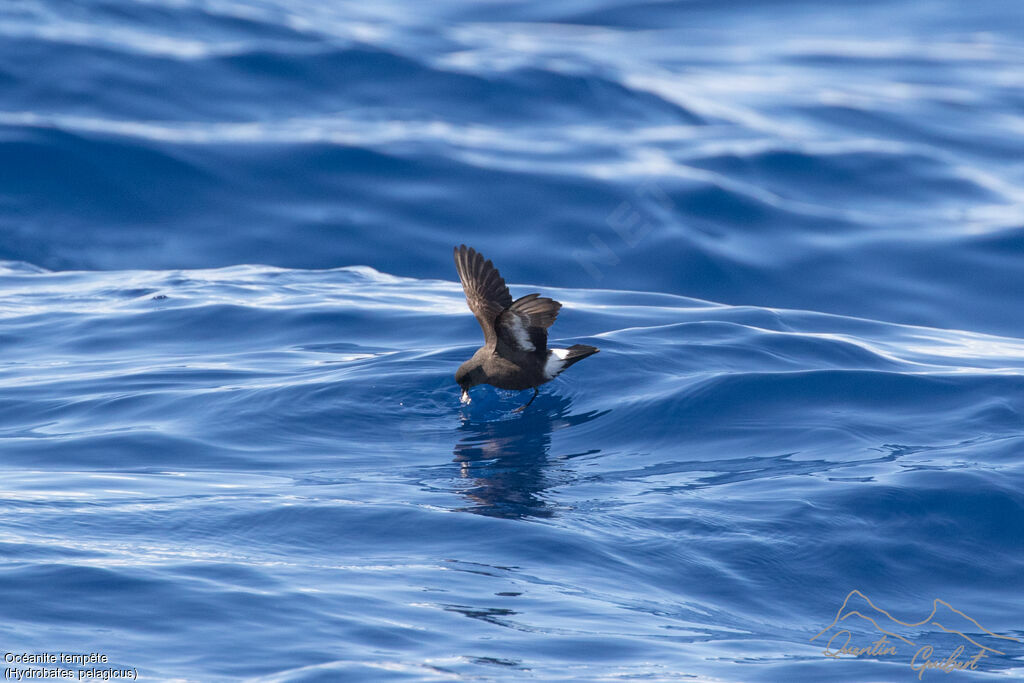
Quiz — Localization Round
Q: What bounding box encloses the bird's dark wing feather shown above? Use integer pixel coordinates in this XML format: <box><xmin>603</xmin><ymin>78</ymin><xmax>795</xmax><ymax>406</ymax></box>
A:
<box><xmin>496</xmin><ymin>292</ymin><xmax>562</xmax><ymax>355</ymax></box>
<box><xmin>454</xmin><ymin>245</ymin><xmax>512</xmax><ymax>345</ymax></box>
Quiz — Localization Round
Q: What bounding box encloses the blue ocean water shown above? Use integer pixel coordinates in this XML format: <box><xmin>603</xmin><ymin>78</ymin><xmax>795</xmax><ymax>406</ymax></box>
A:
<box><xmin>2</xmin><ymin>0</ymin><xmax>1024</xmax><ymax>680</ymax></box>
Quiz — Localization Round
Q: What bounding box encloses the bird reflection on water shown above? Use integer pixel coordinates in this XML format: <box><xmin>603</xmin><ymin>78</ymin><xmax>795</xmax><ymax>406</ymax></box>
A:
<box><xmin>452</xmin><ymin>393</ymin><xmax>607</xmax><ymax>520</ymax></box>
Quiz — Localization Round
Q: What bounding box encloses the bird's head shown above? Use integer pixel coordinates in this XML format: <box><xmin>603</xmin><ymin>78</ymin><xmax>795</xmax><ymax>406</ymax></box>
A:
<box><xmin>455</xmin><ymin>361</ymin><xmax>483</xmax><ymax>404</ymax></box>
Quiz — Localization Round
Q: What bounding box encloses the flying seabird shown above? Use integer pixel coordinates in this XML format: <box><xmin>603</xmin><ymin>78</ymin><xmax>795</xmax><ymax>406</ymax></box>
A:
<box><xmin>453</xmin><ymin>245</ymin><xmax>598</xmax><ymax>411</ymax></box>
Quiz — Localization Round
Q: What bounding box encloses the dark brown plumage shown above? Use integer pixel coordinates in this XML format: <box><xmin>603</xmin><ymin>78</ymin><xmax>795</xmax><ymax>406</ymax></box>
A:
<box><xmin>453</xmin><ymin>245</ymin><xmax>598</xmax><ymax>410</ymax></box>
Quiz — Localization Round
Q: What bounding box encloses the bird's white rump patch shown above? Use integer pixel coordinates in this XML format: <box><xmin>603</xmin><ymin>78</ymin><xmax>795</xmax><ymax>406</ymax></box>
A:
<box><xmin>544</xmin><ymin>348</ymin><xmax>570</xmax><ymax>379</ymax></box>
<box><xmin>507</xmin><ymin>314</ymin><xmax>535</xmax><ymax>351</ymax></box>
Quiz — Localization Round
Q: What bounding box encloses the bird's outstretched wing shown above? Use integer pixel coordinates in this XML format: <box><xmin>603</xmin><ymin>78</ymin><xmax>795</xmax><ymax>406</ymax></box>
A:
<box><xmin>496</xmin><ymin>293</ymin><xmax>562</xmax><ymax>355</ymax></box>
<box><xmin>454</xmin><ymin>245</ymin><xmax>512</xmax><ymax>345</ymax></box>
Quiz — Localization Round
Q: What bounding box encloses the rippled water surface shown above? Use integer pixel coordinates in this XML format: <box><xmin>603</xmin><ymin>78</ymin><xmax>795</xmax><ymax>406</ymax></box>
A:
<box><xmin>2</xmin><ymin>1</ymin><xmax>1024</xmax><ymax>681</ymax></box>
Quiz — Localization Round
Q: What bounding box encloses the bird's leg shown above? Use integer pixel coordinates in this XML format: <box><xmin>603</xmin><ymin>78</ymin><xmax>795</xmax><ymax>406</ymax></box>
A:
<box><xmin>525</xmin><ymin>387</ymin><xmax>539</xmax><ymax>408</ymax></box>
<box><xmin>514</xmin><ymin>387</ymin><xmax>539</xmax><ymax>413</ymax></box>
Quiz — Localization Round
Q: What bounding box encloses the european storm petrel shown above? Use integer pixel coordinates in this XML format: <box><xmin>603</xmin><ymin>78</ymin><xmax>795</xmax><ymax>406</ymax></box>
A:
<box><xmin>453</xmin><ymin>245</ymin><xmax>599</xmax><ymax>410</ymax></box>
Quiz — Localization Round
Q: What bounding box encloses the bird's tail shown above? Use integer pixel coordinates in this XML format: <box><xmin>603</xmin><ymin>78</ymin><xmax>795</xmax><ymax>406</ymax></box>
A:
<box><xmin>561</xmin><ymin>344</ymin><xmax>599</xmax><ymax>368</ymax></box>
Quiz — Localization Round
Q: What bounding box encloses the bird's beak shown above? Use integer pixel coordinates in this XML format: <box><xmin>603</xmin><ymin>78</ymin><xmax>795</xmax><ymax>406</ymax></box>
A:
<box><xmin>460</xmin><ymin>389</ymin><xmax>471</xmax><ymax>404</ymax></box>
